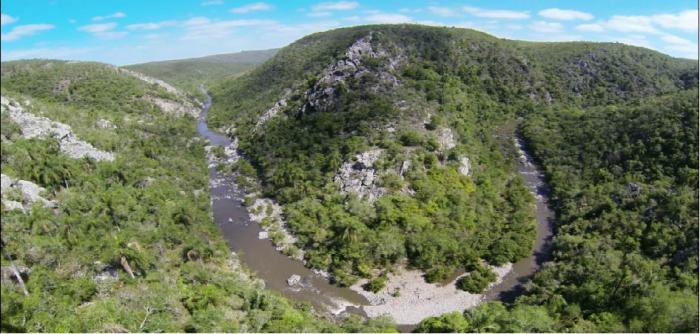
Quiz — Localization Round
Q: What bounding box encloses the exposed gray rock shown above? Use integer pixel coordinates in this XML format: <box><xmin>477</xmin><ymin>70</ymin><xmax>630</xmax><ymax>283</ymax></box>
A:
<box><xmin>335</xmin><ymin>148</ymin><xmax>386</xmax><ymax>202</ymax></box>
<box><xmin>458</xmin><ymin>156</ymin><xmax>471</xmax><ymax>176</ymax></box>
<box><xmin>95</xmin><ymin>118</ymin><xmax>116</xmax><ymax>129</ymax></box>
<box><xmin>436</xmin><ymin>127</ymin><xmax>456</xmax><ymax>151</ymax></box>
<box><xmin>302</xmin><ymin>35</ymin><xmax>401</xmax><ymax>114</ymax></box>
<box><xmin>2</xmin><ymin>200</ymin><xmax>24</xmax><ymax>212</ymax></box>
<box><xmin>1</xmin><ymin>173</ymin><xmax>56</xmax><ymax>211</ymax></box>
<box><xmin>120</xmin><ymin>68</ymin><xmax>200</xmax><ymax>117</ymax></box>
<box><xmin>1</xmin><ymin>96</ymin><xmax>115</xmax><ymax>161</ymax></box>
<box><xmin>287</xmin><ymin>274</ymin><xmax>302</xmax><ymax>287</ymax></box>
<box><xmin>256</xmin><ymin>92</ymin><xmax>290</xmax><ymax>129</ymax></box>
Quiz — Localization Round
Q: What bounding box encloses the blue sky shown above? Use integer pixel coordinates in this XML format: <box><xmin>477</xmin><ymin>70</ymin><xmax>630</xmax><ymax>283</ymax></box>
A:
<box><xmin>1</xmin><ymin>1</ymin><xmax>697</xmax><ymax>65</ymax></box>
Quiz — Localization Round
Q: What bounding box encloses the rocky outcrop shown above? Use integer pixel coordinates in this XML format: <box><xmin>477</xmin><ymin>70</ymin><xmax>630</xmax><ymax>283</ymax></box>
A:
<box><xmin>1</xmin><ymin>96</ymin><xmax>115</xmax><ymax>161</ymax></box>
<box><xmin>247</xmin><ymin>196</ymin><xmax>304</xmax><ymax>260</ymax></box>
<box><xmin>1</xmin><ymin>173</ymin><xmax>57</xmax><ymax>212</ymax></box>
<box><xmin>459</xmin><ymin>156</ymin><xmax>471</xmax><ymax>176</ymax></box>
<box><xmin>436</xmin><ymin>127</ymin><xmax>456</xmax><ymax>151</ymax></box>
<box><xmin>95</xmin><ymin>118</ymin><xmax>116</xmax><ymax>129</ymax></box>
<box><xmin>301</xmin><ymin>35</ymin><xmax>401</xmax><ymax>114</ymax></box>
<box><xmin>120</xmin><ymin>68</ymin><xmax>200</xmax><ymax>117</ymax></box>
<box><xmin>335</xmin><ymin>148</ymin><xmax>386</xmax><ymax>202</ymax></box>
<box><xmin>144</xmin><ymin>96</ymin><xmax>199</xmax><ymax>118</ymax></box>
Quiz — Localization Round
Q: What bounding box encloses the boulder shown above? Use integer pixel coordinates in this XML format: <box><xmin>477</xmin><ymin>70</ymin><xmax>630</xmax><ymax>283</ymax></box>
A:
<box><xmin>287</xmin><ymin>274</ymin><xmax>302</xmax><ymax>287</ymax></box>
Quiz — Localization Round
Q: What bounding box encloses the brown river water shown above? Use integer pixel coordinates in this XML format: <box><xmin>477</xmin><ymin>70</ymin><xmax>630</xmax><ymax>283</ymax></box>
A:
<box><xmin>197</xmin><ymin>90</ymin><xmax>554</xmax><ymax>324</ymax></box>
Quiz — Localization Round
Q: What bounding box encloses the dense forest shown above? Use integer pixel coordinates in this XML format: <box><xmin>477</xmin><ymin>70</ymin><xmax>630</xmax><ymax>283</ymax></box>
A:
<box><xmin>208</xmin><ymin>24</ymin><xmax>698</xmax><ymax>331</ymax></box>
<box><xmin>0</xmin><ymin>60</ymin><xmax>393</xmax><ymax>332</ymax></box>
<box><xmin>211</xmin><ymin>26</ymin><xmax>542</xmax><ymax>288</ymax></box>
<box><xmin>417</xmin><ymin>89</ymin><xmax>698</xmax><ymax>332</ymax></box>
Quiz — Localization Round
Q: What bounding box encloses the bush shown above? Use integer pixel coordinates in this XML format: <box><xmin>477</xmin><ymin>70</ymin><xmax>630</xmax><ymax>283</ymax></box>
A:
<box><xmin>456</xmin><ymin>263</ymin><xmax>497</xmax><ymax>293</ymax></box>
<box><xmin>399</xmin><ymin>130</ymin><xmax>424</xmax><ymax>146</ymax></box>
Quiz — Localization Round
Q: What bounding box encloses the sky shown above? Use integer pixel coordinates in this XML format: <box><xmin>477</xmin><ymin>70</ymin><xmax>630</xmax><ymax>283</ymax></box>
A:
<box><xmin>1</xmin><ymin>0</ymin><xmax>698</xmax><ymax>65</ymax></box>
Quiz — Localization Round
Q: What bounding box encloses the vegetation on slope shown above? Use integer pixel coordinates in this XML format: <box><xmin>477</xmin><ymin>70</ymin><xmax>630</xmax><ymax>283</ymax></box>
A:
<box><xmin>417</xmin><ymin>90</ymin><xmax>698</xmax><ymax>332</ymax></box>
<box><xmin>209</xmin><ymin>24</ymin><xmax>698</xmax><ymax>330</ymax></box>
<box><xmin>124</xmin><ymin>49</ymin><xmax>278</xmax><ymax>99</ymax></box>
<box><xmin>211</xmin><ymin>25</ymin><xmax>546</xmax><ymax>287</ymax></box>
<box><xmin>0</xmin><ymin>60</ymin><xmax>394</xmax><ymax>332</ymax></box>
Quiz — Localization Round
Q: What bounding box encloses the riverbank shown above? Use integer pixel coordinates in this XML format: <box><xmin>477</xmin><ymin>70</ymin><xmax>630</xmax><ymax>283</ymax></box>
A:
<box><xmin>348</xmin><ymin>264</ymin><xmax>512</xmax><ymax>325</ymax></box>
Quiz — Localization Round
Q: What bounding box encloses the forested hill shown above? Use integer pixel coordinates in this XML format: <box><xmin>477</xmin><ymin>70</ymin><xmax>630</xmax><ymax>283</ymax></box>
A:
<box><xmin>0</xmin><ymin>60</ymin><xmax>392</xmax><ymax>332</ymax></box>
<box><xmin>208</xmin><ymin>24</ymin><xmax>698</xmax><ymax>332</ymax></box>
<box><xmin>124</xmin><ymin>49</ymin><xmax>278</xmax><ymax>99</ymax></box>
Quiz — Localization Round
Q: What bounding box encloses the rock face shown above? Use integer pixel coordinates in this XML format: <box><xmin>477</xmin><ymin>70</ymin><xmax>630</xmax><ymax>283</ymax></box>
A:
<box><xmin>1</xmin><ymin>96</ymin><xmax>115</xmax><ymax>161</ymax></box>
<box><xmin>459</xmin><ymin>156</ymin><xmax>471</xmax><ymax>176</ymax></box>
<box><xmin>119</xmin><ymin>68</ymin><xmax>200</xmax><ymax>117</ymax></box>
<box><xmin>335</xmin><ymin>148</ymin><xmax>386</xmax><ymax>202</ymax></box>
<box><xmin>436</xmin><ymin>127</ymin><xmax>456</xmax><ymax>151</ymax></box>
<box><xmin>302</xmin><ymin>35</ymin><xmax>401</xmax><ymax>114</ymax></box>
<box><xmin>144</xmin><ymin>96</ymin><xmax>199</xmax><ymax>118</ymax></box>
<box><xmin>256</xmin><ymin>92</ymin><xmax>289</xmax><ymax>129</ymax></box>
<box><xmin>1</xmin><ymin>173</ymin><xmax>57</xmax><ymax>212</ymax></box>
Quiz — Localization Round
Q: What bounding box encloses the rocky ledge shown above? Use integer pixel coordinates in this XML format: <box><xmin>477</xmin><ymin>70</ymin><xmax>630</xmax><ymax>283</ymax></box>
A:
<box><xmin>1</xmin><ymin>96</ymin><xmax>115</xmax><ymax>162</ymax></box>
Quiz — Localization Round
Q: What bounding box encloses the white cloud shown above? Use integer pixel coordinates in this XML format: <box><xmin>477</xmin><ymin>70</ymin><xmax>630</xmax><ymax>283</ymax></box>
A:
<box><xmin>576</xmin><ymin>23</ymin><xmax>604</xmax><ymax>32</ymax></box>
<box><xmin>1</xmin><ymin>24</ymin><xmax>54</xmax><ymax>41</ymax></box>
<box><xmin>230</xmin><ymin>2</ymin><xmax>272</xmax><ymax>14</ymax></box>
<box><xmin>184</xmin><ymin>17</ymin><xmax>211</xmax><ymax>26</ymax></box>
<box><xmin>530</xmin><ymin>21</ymin><xmax>563</xmax><ymax>33</ymax></box>
<box><xmin>308</xmin><ymin>11</ymin><xmax>332</xmax><ymax>17</ymax></box>
<box><xmin>364</xmin><ymin>13</ymin><xmax>411</xmax><ymax>24</ymax></box>
<box><xmin>79</xmin><ymin>22</ymin><xmax>127</xmax><ymax>39</ymax></box>
<box><xmin>126</xmin><ymin>21</ymin><xmax>177</xmax><ymax>30</ymax></box>
<box><xmin>92</xmin><ymin>12</ymin><xmax>126</xmax><ymax>21</ymax></box>
<box><xmin>201</xmin><ymin>0</ymin><xmax>224</xmax><ymax>5</ymax></box>
<box><xmin>312</xmin><ymin>1</ymin><xmax>358</xmax><ymax>11</ymax></box>
<box><xmin>79</xmin><ymin>22</ymin><xmax>117</xmax><ymax>33</ymax></box>
<box><xmin>539</xmin><ymin>8</ymin><xmax>593</xmax><ymax>21</ymax></box>
<box><xmin>462</xmin><ymin>6</ymin><xmax>529</xmax><ymax>19</ymax></box>
<box><xmin>606</xmin><ymin>15</ymin><xmax>657</xmax><ymax>33</ymax></box>
<box><xmin>3</xmin><ymin>46</ymin><xmax>97</xmax><ymax>61</ymax></box>
<box><xmin>651</xmin><ymin>10</ymin><xmax>698</xmax><ymax>32</ymax></box>
<box><xmin>182</xmin><ymin>18</ymin><xmax>276</xmax><ymax>40</ymax></box>
<box><xmin>1</xmin><ymin>13</ymin><xmax>18</xmax><ymax>26</ymax></box>
<box><xmin>427</xmin><ymin>6</ymin><xmax>455</xmax><ymax>17</ymax></box>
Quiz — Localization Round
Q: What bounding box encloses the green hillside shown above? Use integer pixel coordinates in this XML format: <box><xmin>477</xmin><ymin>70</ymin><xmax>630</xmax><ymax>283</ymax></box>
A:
<box><xmin>208</xmin><ymin>24</ymin><xmax>698</xmax><ymax>332</ymax></box>
<box><xmin>0</xmin><ymin>60</ymin><xmax>392</xmax><ymax>332</ymax></box>
<box><xmin>124</xmin><ymin>49</ymin><xmax>278</xmax><ymax>99</ymax></box>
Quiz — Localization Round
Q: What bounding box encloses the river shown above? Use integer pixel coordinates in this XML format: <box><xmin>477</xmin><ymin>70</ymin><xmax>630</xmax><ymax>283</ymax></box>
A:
<box><xmin>197</xmin><ymin>90</ymin><xmax>554</xmax><ymax>324</ymax></box>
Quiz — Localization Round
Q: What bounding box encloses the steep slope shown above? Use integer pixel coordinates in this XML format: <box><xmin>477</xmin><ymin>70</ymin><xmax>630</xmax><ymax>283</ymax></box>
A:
<box><xmin>0</xmin><ymin>60</ymin><xmax>392</xmax><ymax>332</ymax></box>
<box><xmin>124</xmin><ymin>49</ymin><xmax>278</xmax><ymax>99</ymax></box>
<box><xmin>208</xmin><ymin>24</ymin><xmax>698</xmax><ymax>330</ymax></box>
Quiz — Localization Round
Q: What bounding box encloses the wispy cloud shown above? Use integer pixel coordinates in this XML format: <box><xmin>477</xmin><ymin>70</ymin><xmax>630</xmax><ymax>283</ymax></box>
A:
<box><xmin>1</xmin><ymin>13</ymin><xmax>18</xmax><ymax>26</ymax></box>
<box><xmin>312</xmin><ymin>1</ymin><xmax>359</xmax><ymax>11</ymax></box>
<box><xmin>462</xmin><ymin>6</ymin><xmax>529</xmax><ymax>19</ymax></box>
<box><xmin>230</xmin><ymin>2</ymin><xmax>272</xmax><ymax>14</ymax></box>
<box><xmin>92</xmin><ymin>12</ymin><xmax>126</xmax><ymax>21</ymax></box>
<box><xmin>1</xmin><ymin>23</ymin><xmax>54</xmax><ymax>41</ymax></box>
<box><xmin>530</xmin><ymin>21</ymin><xmax>564</xmax><ymax>33</ymax></box>
<box><xmin>575</xmin><ymin>23</ymin><xmax>604</xmax><ymax>32</ymax></box>
<box><xmin>651</xmin><ymin>10</ymin><xmax>698</xmax><ymax>32</ymax></box>
<box><xmin>307</xmin><ymin>11</ymin><xmax>332</xmax><ymax>17</ymax></box>
<box><xmin>126</xmin><ymin>21</ymin><xmax>178</xmax><ymax>31</ymax></box>
<box><xmin>182</xmin><ymin>17</ymin><xmax>276</xmax><ymax>40</ymax></box>
<box><xmin>3</xmin><ymin>46</ymin><xmax>97</xmax><ymax>61</ymax></box>
<box><xmin>539</xmin><ymin>8</ymin><xmax>593</xmax><ymax>21</ymax></box>
<box><xmin>201</xmin><ymin>0</ymin><xmax>224</xmax><ymax>5</ymax></box>
<box><xmin>79</xmin><ymin>22</ymin><xmax>128</xmax><ymax>39</ymax></box>
<box><xmin>427</xmin><ymin>6</ymin><xmax>456</xmax><ymax>17</ymax></box>
<box><xmin>364</xmin><ymin>12</ymin><xmax>411</xmax><ymax>24</ymax></box>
